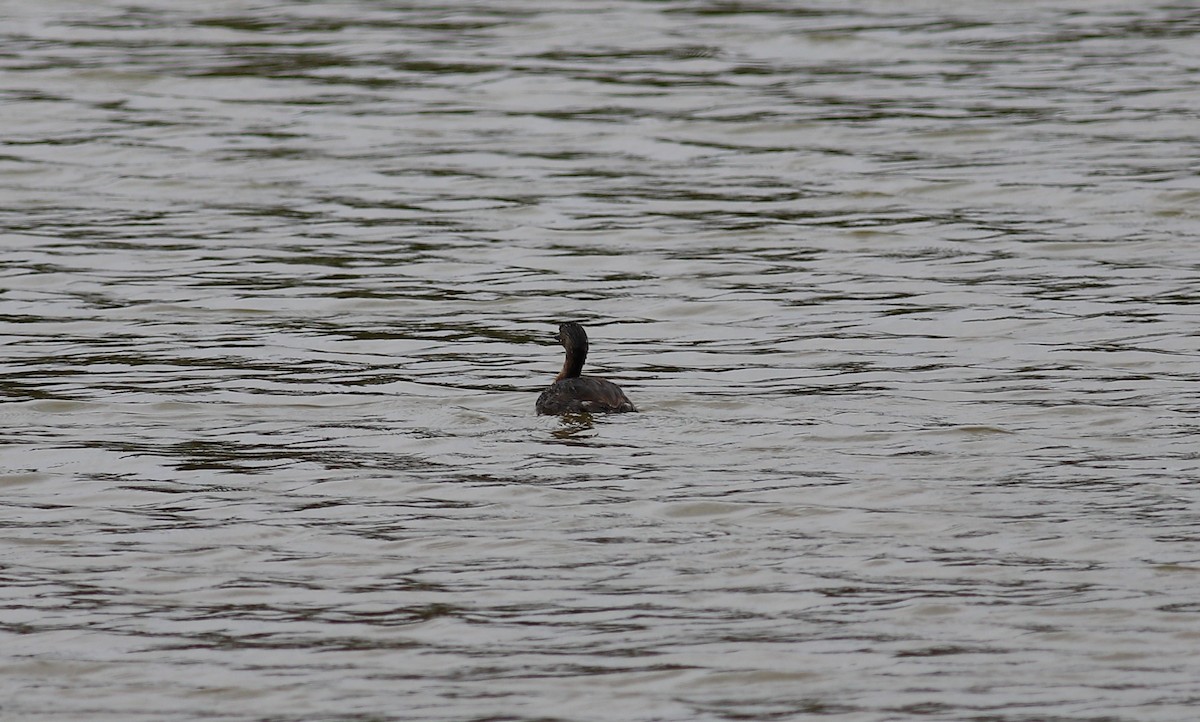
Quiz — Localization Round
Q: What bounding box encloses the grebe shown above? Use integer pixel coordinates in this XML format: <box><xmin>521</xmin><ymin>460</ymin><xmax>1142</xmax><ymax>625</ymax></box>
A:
<box><xmin>536</xmin><ymin>322</ymin><xmax>637</xmax><ymax>415</ymax></box>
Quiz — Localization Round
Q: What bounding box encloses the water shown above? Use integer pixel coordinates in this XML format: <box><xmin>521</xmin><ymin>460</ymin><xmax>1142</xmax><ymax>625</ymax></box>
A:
<box><xmin>3</xmin><ymin>1</ymin><xmax>1200</xmax><ymax>720</ymax></box>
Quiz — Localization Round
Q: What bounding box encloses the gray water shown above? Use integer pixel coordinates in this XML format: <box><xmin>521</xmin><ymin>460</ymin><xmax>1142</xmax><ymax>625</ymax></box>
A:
<box><xmin>3</xmin><ymin>2</ymin><xmax>1200</xmax><ymax>721</ymax></box>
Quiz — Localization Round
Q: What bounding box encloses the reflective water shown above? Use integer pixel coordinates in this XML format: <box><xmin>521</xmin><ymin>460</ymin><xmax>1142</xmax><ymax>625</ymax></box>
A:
<box><xmin>3</xmin><ymin>2</ymin><xmax>1200</xmax><ymax>720</ymax></box>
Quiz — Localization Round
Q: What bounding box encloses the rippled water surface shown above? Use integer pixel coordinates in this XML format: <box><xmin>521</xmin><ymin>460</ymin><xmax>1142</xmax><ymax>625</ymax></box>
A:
<box><xmin>3</xmin><ymin>2</ymin><xmax>1200</xmax><ymax>720</ymax></box>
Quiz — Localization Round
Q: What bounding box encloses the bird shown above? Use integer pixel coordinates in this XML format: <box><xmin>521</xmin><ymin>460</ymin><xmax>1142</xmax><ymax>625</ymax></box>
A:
<box><xmin>535</xmin><ymin>322</ymin><xmax>637</xmax><ymax>415</ymax></box>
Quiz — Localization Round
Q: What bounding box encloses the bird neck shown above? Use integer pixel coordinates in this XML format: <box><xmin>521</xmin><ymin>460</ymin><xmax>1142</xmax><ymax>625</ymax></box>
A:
<box><xmin>557</xmin><ymin>343</ymin><xmax>587</xmax><ymax>380</ymax></box>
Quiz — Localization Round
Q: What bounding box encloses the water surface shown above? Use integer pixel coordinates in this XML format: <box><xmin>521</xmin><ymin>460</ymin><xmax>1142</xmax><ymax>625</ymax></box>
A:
<box><xmin>3</xmin><ymin>2</ymin><xmax>1200</xmax><ymax>721</ymax></box>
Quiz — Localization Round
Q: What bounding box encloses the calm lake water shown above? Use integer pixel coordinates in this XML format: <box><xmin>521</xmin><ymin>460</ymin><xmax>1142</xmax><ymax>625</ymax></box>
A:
<box><xmin>3</xmin><ymin>2</ymin><xmax>1200</xmax><ymax>721</ymax></box>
